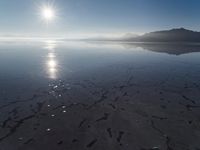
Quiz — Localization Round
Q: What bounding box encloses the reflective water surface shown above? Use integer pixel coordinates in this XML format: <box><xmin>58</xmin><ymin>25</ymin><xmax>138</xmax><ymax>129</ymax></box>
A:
<box><xmin>0</xmin><ymin>40</ymin><xmax>200</xmax><ymax>150</ymax></box>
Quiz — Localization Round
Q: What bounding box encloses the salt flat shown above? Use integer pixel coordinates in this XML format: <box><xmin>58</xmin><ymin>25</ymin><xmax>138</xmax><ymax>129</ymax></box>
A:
<box><xmin>0</xmin><ymin>41</ymin><xmax>200</xmax><ymax>150</ymax></box>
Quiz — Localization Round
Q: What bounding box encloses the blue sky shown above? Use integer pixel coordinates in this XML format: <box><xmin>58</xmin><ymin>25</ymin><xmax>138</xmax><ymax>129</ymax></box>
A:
<box><xmin>0</xmin><ymin>0</ymin><xmax>200</xmax><ymax>37</ymax></box>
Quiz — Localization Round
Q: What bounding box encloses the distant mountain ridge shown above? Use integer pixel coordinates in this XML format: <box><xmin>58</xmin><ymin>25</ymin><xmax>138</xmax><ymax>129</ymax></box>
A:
<box><xmin>87</xmin><ymin>28</ymin><xmax>200</xmax><ymax>43</ymax></box>
<box><xmin>129</xmin><ymin>28</ymin><xmax>200</xmax><ymax>42</ymax></box>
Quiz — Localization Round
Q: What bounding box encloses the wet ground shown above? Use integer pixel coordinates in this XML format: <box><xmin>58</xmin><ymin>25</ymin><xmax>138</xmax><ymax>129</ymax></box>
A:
<box><xmin>0</xmin><ymin>41</ymin><xmax>200</xmax><ymax>150</ymax></box>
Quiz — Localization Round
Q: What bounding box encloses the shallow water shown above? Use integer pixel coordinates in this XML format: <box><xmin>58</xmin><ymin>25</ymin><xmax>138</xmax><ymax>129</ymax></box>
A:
<box><xmin>0</xmin><ymin>41</ymin><xmax>200</xmax><ymax>150</ymax></box>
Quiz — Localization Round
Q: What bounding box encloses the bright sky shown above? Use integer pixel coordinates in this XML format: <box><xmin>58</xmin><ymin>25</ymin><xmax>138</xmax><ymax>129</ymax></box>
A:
<box><xmin>0</xmin><ymin>0</ymin><xmax>200</xmax><ymax>38</ymax></box>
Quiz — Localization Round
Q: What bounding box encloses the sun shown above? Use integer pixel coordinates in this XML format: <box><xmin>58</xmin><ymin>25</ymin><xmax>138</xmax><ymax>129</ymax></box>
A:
<box><xmin>37</xmin><ymin>1</ymin><xmax>58</xmax><ymax>24</ymax></box>
<box><xmin>42</xmin><ymin>6</ymin><xmax>55</xmax><ymax>21</ymax></box>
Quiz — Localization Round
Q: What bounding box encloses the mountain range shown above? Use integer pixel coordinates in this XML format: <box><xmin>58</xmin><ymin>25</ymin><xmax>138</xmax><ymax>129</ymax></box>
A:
<box><xmin>87</xmin><ymin>28</ymin><xmax>200</xmax><ymax>43</ymax></box>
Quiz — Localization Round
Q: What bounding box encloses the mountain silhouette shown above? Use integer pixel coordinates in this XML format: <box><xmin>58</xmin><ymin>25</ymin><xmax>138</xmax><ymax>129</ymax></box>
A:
<box><xmin>124</xmin><ymin>28</ymin><xmax>200</xmax><ymax>42</ymax></box>
<box><xmin>86</xmin><ymin>28</ymin><xmax>200</xmax><ymax>43</ymax></box>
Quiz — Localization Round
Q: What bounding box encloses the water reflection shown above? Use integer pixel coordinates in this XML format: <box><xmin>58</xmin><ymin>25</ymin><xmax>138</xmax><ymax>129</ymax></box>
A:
<box><xmin>85</xmin><ymin>41</ymin><xmax>200</xmax><ymax>55</ymax></box>
<box><xmin>120</xmin><ymin>42</ymin><xmax>200</xmax><ymax>55</ymax></box>
<box><xmin>48</xmin><ymin>60</ymin><xmax>57</xmax><ymax>68</ymax></box>
<box><xmin>48</xmin><ymin>52</ymin><xmax>55</xmax><ymax>58</ymax></box>
<box><xmin>44</xmin><ymin>41</ymin><xmax>58</xmax><ymax>79</ymax></box>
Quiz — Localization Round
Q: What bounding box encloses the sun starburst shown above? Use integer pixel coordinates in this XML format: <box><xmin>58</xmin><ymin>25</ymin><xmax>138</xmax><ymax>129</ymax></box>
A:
<box><xmin>42</xmin><ymin>6</ymin><xmax>55</xmax><ymax>21</ymax></box>
<box><xmin>38</xmin><ymin>1</ymin><xmax>58</xmax><ymax>24</ymax></box>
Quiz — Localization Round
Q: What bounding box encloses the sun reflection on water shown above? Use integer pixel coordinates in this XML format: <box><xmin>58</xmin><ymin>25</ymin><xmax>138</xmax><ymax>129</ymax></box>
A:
<box><xmin>48</xmin><ymin>52</ymin><xmax>55</xmax><ymax>58</ymax></box>
<box><xmin>48</xmin><ymin>59</ymin><xmax>57</xmax><ymax>68</ymax></box>
<box><xmin>44</xmin><ymin>40</ymin><xmax>58</xmax><ymax>79</ymax></box>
